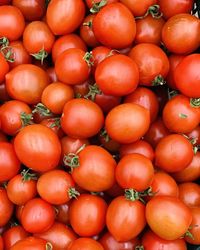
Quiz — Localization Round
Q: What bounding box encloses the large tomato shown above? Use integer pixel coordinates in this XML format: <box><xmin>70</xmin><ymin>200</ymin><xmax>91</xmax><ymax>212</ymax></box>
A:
<box><xmin>0</xmin><ymin>188</ymin><xmax>14</xmax><ymax>227</ymax></box>
<box><xmin>68</xmin><ymin>238</ymin><xmax>104</xmax><ymax>250</ymax></box>
<box><xmin>10</xmin><ymin>237</ymin><xmax>52</xmax><ymax>250</ymax></box>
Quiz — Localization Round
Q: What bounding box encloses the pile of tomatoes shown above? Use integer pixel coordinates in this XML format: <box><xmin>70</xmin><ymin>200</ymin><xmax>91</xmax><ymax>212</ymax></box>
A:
<box><xmin>0</xmin><ymin>0</ymin><xmax>200</xmax><ymax>249</ymax></box>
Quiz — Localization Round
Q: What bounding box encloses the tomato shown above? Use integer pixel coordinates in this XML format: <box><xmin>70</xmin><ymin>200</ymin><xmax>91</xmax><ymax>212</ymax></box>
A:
<box><xmin>52</xmin><ymin>34</ymin><xmax>87</xmax><ymax>63</ymax></box>
<box><xmin>55</xmin><ymin>202</ymin><xmax>72</xmax><ymax>224</ymax></box>
<box><xmin>174</xmin><ymin>54</ymin><xmax>200</xmax><ymax>98</ymax></box>
<box><xmin>6</xmin><ymin>64</ymin><xmax>49</xmax><ymax>105</ymax></box>
<box><xmin>69</xmin><ymin>194</ymin><xmax>107</xmax><ymax>236</ymax></box>
<box><xmin>34</xmin><ymin>222</ymin><xmax>77</xmax><ymax>250</ymax></box>
<box><xmin>40</xmin><ymin>118</ymin><xmax>64</xmax><ymax>139</ymax></box>
<box><xmin>135</xmin><ymin>15</ymin><xmax>165</xmax><ymax>45</ymax></box>
<box><xmin>99</xmin><ymin>231</ymin><xmax>139</xmax><ymax>250</ymax></box>
<box><xmin>70</xmin><ymin>145</ymin><xmax>116</xmax><ymax>192</ymax></box>
<box><xmin>158</xmin><ymin>0</ymin><xmax>194</xmax><ymax>19</ymax></box>
<box><xmin>0</xmin><ymin>5</ymin><xmax>25</xmax><ymax>41</ymax></box>
<box><xmin>0</xmin><ymin>53</ymin><xmax>9</xmax><ymax>84</ymax></box>
<box><xmin>106</xmin><ymin>182</ymin><xmax>124</xmax><ymax>198</ymax></box>
<box><xmin>15</xmin><ymin>205</ymin><xmax>24</xmax><ymax>224</ymax></box>
<box><xmin>129</xmin><ymin>43</ymin><xmax>169</xmax><ymax>86</ymax></box>
<box><xmin>23</xmin><ymin>21</ymin><xmax>55</xmax><ymax>55</ymax></box>
<box><xmin>105</xmin><ymin>103</ymin><xmax>150</xmax><ymax>144</ymax></box>
<box><xmin>163</xmin><ymin>95</ymin><xmax>200</xmax><ymax>133</ymax></box>
<box><xmin>91</xmin><ymin>46</ymin><xmax>112</xmax><ymax>73</ymax></box>
<box><xmin>0</xmin><ymin>0</ymin><xmax>11</xmax><ymax>4</ymax></box>
<box><xmin>2</xmin><ymin>225</ymin><xmax>29</xmax><ymax>250</ymax></box>
<box><xmin>187</xmin><ymin>126</ymin><xmax>200</xmax><ymax>146</ymax></box>
<box><xmin>93</xmin><ymin>3</ymin><xmax>136</xmax><ymax>49</ymax></box>
<box><xmin>0</xmin><ymin>83</ymin><xmax>10</xmax><ymax>102</ymax></box>
<box><xmin>185</xmin><ymin>207</ymin><xmax>200</xmax><ymax>245</ymax></box>
<box><xmin>21</xmin><ymin>198</ymin><xmax>55</xmax><ymax>234</ymax></box>
<box><xmin>162</xmin><ymin>14</ymin><xmax>200</xmax><ymax>54</ymax></box>
<box><xmin>124</xmin><ymin>87</ymin><xmax>159</xmax><ymax>122</ymax></box>
<box><xmin>14</xmin><ymin>124</ymin><xmax>61</xmax><ymax>172</ymax></box>
<box><xmin>106</xmin><ymin>195</ymin><xmax>146</xmax><ymax>241</ymax></box>
<box><xmin>68</xmin><ymin>238</ymin><xmax>104</xmax><ymax>250</ymax></box>
<box><xmin>155</xmin><ymin>134</ymin><xmax>194</xmax><ymax>173</ymax></box>
<box><xmin>12</xmin><ymin>0</ymin><xmax>46</xmax><ymax>21</ymax></box>
<box><xmin>46</xmin><ymin>67</ymin><xmax>58</xmax><ymax>83</ymax></box>
<box><xmin>0</xmin><ymin>100</ymin><xmax>32</xmax><ymax>136</ymax></box>
<box><xmin>0</xmin><ymin>142</ymin><xmax>21</xmax><ymax>182</ymax></box>
<box><xmin>10</xmin><ymin>236</ymin><xmax>52</xmax><ymax>250</ymax></box>
<box><xmin>178</xmin><ymin>182</ymin><xmax>200</xmax><ymax>207</ymax></box>
<box><xmin>0</xmin><ymin>131</ymin><xmax>7</xmax><ymax>142</ymax></box>
<box><xmin>0</xmin><ymin>236</ymin><xmax>3</xmax><ymax>250</ymax></box>
<box><xmin>141</xmin><ymin>230</ymin><xmax>187</xmax><ymax>250</ymax></box>
<box><xmin>86</xmin><ymin>0</ymin><xmax>118</xmax><ymax>8</ymax></box>
<box><xmin>46</xmin><ymin>0</ymin><xmax>86</xmax><ymax>35</ymax></box>
<box><xmin>61</xmin><ymin>98</ymin><xmax>104</xmax><ymax>139</ymax></box>
<box><xmin>41</xmin><ymin>82</ymin><xmax>74</xmax><ymax>114</ymax></box>
<box><xmin>0</xmin><ymin>188</ymin><xmax>14</xmax><ymax>227</ymax></box>
<box><xmin>98</xmin><ymin>130</ymin><xmax>120</xmax><ymax>152</ymax></box>
<box><xmin>146</xmin><ymin>196</ymin><xmax>192</xmax><ymax>240</ymax></box>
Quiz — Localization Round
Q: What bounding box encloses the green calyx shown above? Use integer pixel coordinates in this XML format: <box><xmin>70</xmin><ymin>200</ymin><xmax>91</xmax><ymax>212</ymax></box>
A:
<box><xmin>135</xmin><ymin>246</ymin><xmax>144</xmax><ymax>250</ymax></box>
<box><xmin>190</xmin><ymin>98</ymin><xmax>200</xmax><ymax>108</ymax></box>
<box><xmin>0</xmin><ymin>37</ymin><xmax>9</xmax><ymax>47</ymax></box>
<box><xmin>21</xmin><ymin>169</ymin><xmax>37</xmax><ymax>182</ymax></box>
<box><xmin>68</xmin><ymin>187</ymin><xmax>80</xmax><ymax>199</ymax></box>
<box><xmin>152</xmin><ymin>75</ymin><xmax>166</xmax><ymax>86</ymax></box>
<box><xmin>84</xmin><ymin>83</ymin><xmax>102</xmax><ymax>101</ymax></box>
<box><xmin>83</xmin><ymin>51</ymin><xmax>94</xmax><ymax>67</ymax></box>
<box><xmin>31</xmin><ymin>48</ymin><xmax>48</xmax><ymax>65</ymax></box>
<box><xmin>125</xmin><ymin>187</ymin><xmax>155</xmax><ymax>204</ymax></box>
<box><xmin>20</xmin><ymin>112</ymin><xmax>33</xmax><ymax>127</ymax></box>
<box><xmin>32</xmin><ymin>103</ymin><xmax>53</xmax><ymax>117</ymax></box>
<box><xmin>83</xmin><ymin>21</ymin><xmax>93</xmax><ymax>28</ymax></box>
<box><xmin>49</xmin><ymin>117</ymin><xmax>61</xmax><ymax>128</ymax></box>
<box><xmin>136</xmin><ymin>4</ymin><xmax>163</xmax><ymax>19</ymax></box>
<box><xmin>100</xmin><ymin>128</ymin><xmax>110</xmax><ymax>143</ymax></box>
<box><xmin>90</xmin><ymin>0</ymin><xmax>107</xmax><ymax>14</ymax></box>
<box><xmin>167</xmin><ymin>89</ymin><xmax>179</xmax><ymax>100</ymax></box>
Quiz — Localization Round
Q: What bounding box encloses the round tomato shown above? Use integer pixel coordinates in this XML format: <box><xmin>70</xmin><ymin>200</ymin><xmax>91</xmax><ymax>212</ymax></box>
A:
<box><xmin>0</xmin><ymin>53</ymin><xmax>9</xmax><ymax>84</ymax></box>
<box><xmin>0</xmin><ymin>188</ymin><xmax>14</xmax><ymax>227</ymax></box>
<box><xmin>68</xmin><ymin>238</ymin><xmax>104</xmax><ymax>250</ymax></box>
<box><xmin>178</xmin><ymin>182</ymin><xmax>200</xmax><ymax>207</ymax></box>
<box><xmin>185</xmin><ymin>207</ymin><xmax>200</xmax><ymax>245</ymax></box>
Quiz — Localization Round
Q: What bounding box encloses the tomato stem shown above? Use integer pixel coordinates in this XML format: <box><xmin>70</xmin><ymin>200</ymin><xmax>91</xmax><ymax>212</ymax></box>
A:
<box><xmin>68</xmin><ymin>187</ymin><xmax>80</xmax><ymax>199</ymax></box>
<box><xmin>135</xmin><ymin>246</ymin><xmax>144</xmax><ymax>250</ymax></box>
<box><xmin>20</xmin><ymin>112</ymin><xmax>34</xmax><ymax>127</ymax></box>
<box><xmin>83</xmin><ymin>21</ymin><xmax>93</xmax><ymax>28</ymax></box>
<box><xmin>49</xmin><ymin>117</ymin><xmax>61</xmax><ymax>128</ymax></box>
<box><xmin>0</xmin><ymin>46</ymin><xmax>15</xmax><ymax>63</ymax></box>
<box><xmin>46</xmin><ymin>242</ymin><xmax>53</xmax><ymax>250</ymax></box>
<box><xmin>21</xmin><ymin>169</ymin><xmax>37</xmax><ymax>182</ymax></box>
<box><xmin>190</xmin><ymin>98</ymin><xmax>200</xmax><ymax>108</ymax></box>
<box><xmin>90</xmin><ymin>0</ymin><xmax>107</xmax><ymax>14</ymax></box>
<box><xmin>84</xmin><ymin>83</ymin><xmax>101</xmax><ymax>101</ymax></box>
<box><xmin>32</xmin><ymin>103</ymin><xmax>53</xmax><ymax>117</ymax></box>
<box><xmin>31</xmin><ymin>48</ymin><xmax>48</xmax><ymax>65</ymax></box>
<box><xmin>183</xmin><ymin>229</ymin><xmax>194</xmax><ymax>240</ymax></box>
<box><xmin>0</xmin><ymin>37</ymin><xmax>9</xmax><ymax>47</ymax></box>
<box><xmin>135</xmin><ymin>4</ymin><xmax>163</xmax><ymax>19</ymax></box>
<box><xmin>152</xmin><ymin>75</ymin><xmax>166</xmax><ymax>86</ymax></box>
<box><xmin>100</xmin><ymin>128</ymin><xmax>110</xmax><ymax>142</ymax></box>
<box><xmin>83</xmin><ymin>51</ymin><xmax>94</xmax><ymax>67</ymax></box>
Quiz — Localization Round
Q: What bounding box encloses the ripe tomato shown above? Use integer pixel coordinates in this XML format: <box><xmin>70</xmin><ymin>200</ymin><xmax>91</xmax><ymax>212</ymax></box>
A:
<box><xmin>6</xmin><ymin>64</ymin><xmax>49</xmax><ymax>105</ymax></box>
<box><xmin>68</xmin><ymin>238</ymin><xmax>104</xmax><ymax>250</ymax></box>
<box><xmin>178</xmin><ymin>182</ymin><xmax>200</xmax><ymax>207</ymax></box>
<box><xmin>129</xmin><ymin>43</ymin><xmax>169</xmax><ymax>86</ymax></box>
<box><xmin>61</xmin><ymin>98</ymin><xmax>104</xmax><ymax>139</ymax></box>
<box><xmin>0</xmin><ymin>53</ymin><xmax>9</xmax><ymax>84</ymax></box>
<box><xmin>40</xmin><ymin>118</ymin><xmax>64</xmax><ymax>139</ymax></box>
<box><xmin>14</xmin><ymin>124</ymin><xmax>61</xmax><ymax>172</ymax></box>
<box><xmin>0</xmin><ymin>131</ymin><xmax>7</xmax><ymax>142</ymax></box>
<box><xmin>105</xmin><ymin>103</ymin><xmax>150</xmax><ymax>144</ymax></box>
<box><xmin>146</xmin><ymin>196</ymin><xmax>192</xmax><ymax>240</ymax></box>
<box><xmin>0</xmin><ymin>236</ymin><xmax>3</xmax><ymax>250</ymax></box>
<box><xmin>93</xmin><ymin>3</ymin><xmax>136</xmax><ymax>49</ymax></box>
<box><xmin>0</xmin><ymin>0</ymin><xmax>11</xmax><ymax>4</ymax></box>
<box><xmin>0</xmin><ymin>83</ymin><xmax>10</xmax><ymax>102</ymax></box>
<box><xmin>162</xmin><ymin>14</ymin><xmax>200</xmax><ymax>54</ymax></box>
<box><xmin>0</xmin><ymin>188</ymin><xmax>14</xmax><ymax>227</ymax></box>
<box><xmin>46</xmin><ymin>67</ymin><xmax>58</xmax><ymax>83</ymax></box>
<box><xmin>141</xmin><ymin>230</ymin><xmax>187</xmax><ymax>250</ymax></box>
<box><xmin>21</xmin><ymin>198</ymin><xmax>55</xmax><ymax>234</ymax></box>
<box><xmin>55</xmin><ymin>202</ymin><xmax>72</xmax><ymax>225</ymax></box>
<box><xmin>0</xmin><ymin>142</ymin><xmax>21</xmax><ymax>182</ymax></box>
<box><xmin>185</xmin><ymin>207</ymin><xmax>200</xmax><ymax>245</ymax></box>
<box><xmin>106</xmin><ymin>195</ymin><xmax>146</xmax><ymax>241</ymax></box>
<box><xmin>174</xmin><ymin>54</ymin><xmax>200</xmax><ymax>98</ymax></box>
<box><xmin>155</xmin><ymin>134</ymin><xmax>194</xmax><ymax>173</ymax></box>
<box><xmin>46</xmin><ymin>0</ymin><xmax>86</xmax><ymax>35</ymax></box>
<box><xmin>69</xmin><ymin>194</ymin><xmax>107</xmax><ymax>236</ymax></box>
<box><xmin>0</xmin><ymin>5</ymin><xmax>25</xmax><ymax>41</ymax></box>
<box><xmin>187</xmin><ymin>126</ymin><xmax>200</xmax><ymax>146</ymax></box>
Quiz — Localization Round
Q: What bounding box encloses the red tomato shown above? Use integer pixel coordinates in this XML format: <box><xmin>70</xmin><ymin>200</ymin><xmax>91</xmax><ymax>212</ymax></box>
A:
<box><xmin>0</xmin><ymin>236</ymin><xmax>3</xmax><ymax>250</ymax></box>
<box><xmin>106</xmin><ymin>182</ymin><xmax>124</xmax><ymax>198</ymax></box>
<box><xmin>178</xmin><ymin>182</ymin><xmax>200</xmax><ymax>207</ymax></box>
<box><xmin>55</xmin><ymin>202</ymin><xmax>72</xmax><ymax>225</ymax></box>
<box><xmin>68</xmin><ymin>238</ymin><xmax>104</xmax><ymax>250</ymax></box>
<box><xmin>0</xmin><ymin>188</ymin><xmax>14</xmax><ymax>227</ymax></box>
<box><xmin>146</xmin><ymin>196</ymin><xmax>192</xmax><ymax>240</ymax></box>
<box><xmin>6</xmin><ymin>64</ymin><xmax>49</xmax><ymax>105</ymax></box>
<box><xmin>93</xmin><ymin>3</ymin><xmax>136</xmax><ymax>49</ymax></box>
<box><xmin>0</xmin><ymin>5</ymin><xmax>25</xmax><ymax>41</ymax></box>
<box><xmin>129</xmin><ymin>43</ymin><xmax>169</xmax><ymax>86</ymax></box>
<box><xmin>0</xmin><ymin>53</ymin><xmax>9</xmax><ymax>84</ymax></box>
<box><xmin>0</xmin><ymin>142</ymin><xmax>21</xmax><ymax>182</ymax></box>
<box><xmin>69</xmin><ymin>194</ymin><xmax>107</xmax><ymax>236</ymax></box>
<box><xmin>105</xmin><ymin>103</ymin><xmax>150</xmax><ymax>144</ymax></box>
<box><xmin>162</xmin><ymin>14</ymin><xmax>200</xmax><ymax>54</ymax></box>
<box><xmin>174</xmin><ymin>54</ymin><xmax>200</xmax><ymax>98</ymax></box>
<box><xmin>0</xmin><ymin>0</ymin><xmax>11</xmax><ymax>4</ymax></box>
<box><xmin>185</xmin><ymin>207</ymin><xmax>200</xmax><ymax>245</ymax></box>
<box><xmin>46</xmin><ymin>67</ymin><xmax>58</xmax><ymax>83</ymax></box>
<box><xmin>40</xmin><ymin>118</ymin><xmax>64</xmax><ymax>139</ymax></box>
<box><xmin>0</xmin><ymin>83</ymin><xmax>10</xmax><ymax>102</ymax></box>
<box><xmin>0</xmin><ymin>131</ymin><xmax>7</xmax><ymax>142</ymax></box>
<box><xmin>46</xmin><ymin>0</ymin><xmax>86</xmax><ymax>35</ymax></box>
<box><xmin>14</xmin><ymin>124</ymin><xmax>61</xmax><ymax>172</ymax></box>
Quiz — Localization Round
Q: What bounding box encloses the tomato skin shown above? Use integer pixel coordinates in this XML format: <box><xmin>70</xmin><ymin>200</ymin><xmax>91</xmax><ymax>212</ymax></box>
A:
<box><xmin>14</xmin><ymin>124</ymin><xmax>61</xmax><ymax>172</ymax></box>
<box><xmin>162</xmin><ymin>14</ymin><xmax>200</xmax><ymax>55</ymax></box>
<box><xmin>129</xmin><ymin>43</ymin><xmax>169</xmax><ymax>86</ymax></box>
<box><xmin>0</xmin><ymin>5</ymin><xmax>25</xmax><ymax>41</ymax></box>
<box><xmin>155</xmin><ymin>134</ymin><xmax>194</xmax><ymax>173</ymax></box>
<box><xmin>68</xmin><ymin>238</ymin><xmax>104</xmax><ymax>250</ymax></box>
<box><xmin>10</xmin><ymin>236</ymin><xmax>51</xmax><ymax>250</ymax></box>
<box><xmin>2</xmin><ymin>225</ymin><xmax>29</xmax><ymax>250</ymax></box>
<box><xmin>46</xmin><ymin>67</ymin><xmax>58</xmax><ymax>83</ymax></box>
<box><xmin>163</xmin><ymin>95</ymin><xmax>200</xmax><ymax>133</ymax></box>
<box><xmin>40</xmin><ymin>118</ymin><xmax>64</xmax><ymax>139</ymax></box>
<box><xmin>6</xmin><ymin>64</ymin><xmax>49</xmax><ymax>105</ymax></box>
<box><xmin>141</xmin><ymin>230</ymin><xmax>187</xmax><ymax>250</ymax></box>
<box><xmin>106</xmin><ymin>196</ymin><xmax>146</xmax><ymax>241</ymax></box>
<box><xmin>178</xmin><ymin>182</ymin><xmax>200</xmax><ymax>207</ymax></box>
<box><xmin>0</xmin><ymin>236</ymin><xmax>3</xmax><ymax>250</ymax></box>
<box><xmin>46</xmin><ymin>0</ymin><xmax>86</xmax><ymax>35</ymax></box>
<box><xmin>105</xmin><ymin>103</ymin><xmax>150</xmax><ymax>144</ymax></box>
<box><xmin>0</xmin><ymin>83</ymin><xmax>10</xmax><ymax>102</ymax></box>
<box><xmin>69</xmin><ymin>194</ymin><xmax>107</xmax><ymax>237</ymax></box>
<box><xmin>174</xmin><ymin>54</ymin><xmax>200</xmax><ymax>98</ymax></box>
<box><xmin>61</xmin><ymin>98</ymin><xmax>104</xmax><ymax>139</ymax></box>
<box><xmin>23</xmin><ymin>21</ymin><xmax>55</xmax><ymax>54</ymax></box>
<box><xmin>146</xmin><ymin>196</ymin><xmax>192</xmax><ymax>240</ymax></box>
<box><xmin>0</xmin><ymin>188</ymin><xmax>14</xmax><ymax>227</ymax></box>
<box><xmin>0</xmin><ymin>131</ymin><xmax>7</xmax><ymax>142</ymax></box>
<box><xmin>55</xmin><ymin>202</ymin><xmax>72</xmax><ymax>224</ymax></box>
<box><xmin>94</xmin><ymin>93</ymin><xmax>121</xmax><ymax>114</ymax></box>
<box><xmin>185</xmin><ymin>207</ymin><xmax>200</xmax><ymax>245</ymax></box>
<box><xmin>71</xmin><ymin>145</ymin><xmax>116</xmax><ymax>192</ymax></box>
<box><xmin>93</xmin><ymin>3</ymin><xmax>136</xmax><ymax>49</ymax></box>
<box><xmin>0</xmin><ymin>142</ymin><xmax>21</xmax><ymax>182</ymax></box>
<box><xmin>0</xmin><ymin>53</ymin><xmax>9</xmax><ymax>84</ymax></box>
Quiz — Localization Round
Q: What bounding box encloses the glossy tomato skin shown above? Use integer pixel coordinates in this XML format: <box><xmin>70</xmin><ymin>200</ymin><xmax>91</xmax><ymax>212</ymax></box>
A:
<box><xmin>61</xmin><ymin>98</ymin><xmax>104</xmax><ymax>139</ymax></box>
<box><xmin>106</xmin><ymin>196</ymin><xmax>146</xmax><ymax>241</ymax></box>
<box><xmin>178</xmin><ymin>182</ymin><xmax>200</xmax><ymax>207</ymax></box>
<box><xmin>146</xmin><ymin>196</ymin><xmax>192</xmax><ymax>240</ymax></box>
<box><xmin>93</xmin><ymin>3</ymin><xmax>136</xmax><ymax>49</ymax></box>
<box><xmin>10</xmin><ymin>236</ymin><xmax>51</xmax><ymax>250</ymax></box>
<box><xmin>6</xmin><ymin>64</ymin><xmax>49</xmax><ymax>105</ymax></box>
<box><xmin>129</xmin><ymin>43</ymin><xmax>169</xmax><ymax>86</ymax></box>
<box><xmin>0</xmin><ymin>142</ymin><xmax>21</xmax><ymax>182</ymax></box>
<box><xmin>142</xmin><ymin>230</ymin><xmax>187</xmax><ymax>250</ymax></box>
<box><xmin>174</xmin><ymin>54</ymin><xmax>200</xmax><ymax>98</ymax></box>
<box><xmin>14</xmin><ymin>124</ymin><xmax>61</xmax><ymax>172</ymax></box>
<box><xmin>105</xmin><ymin>103</ymin><xmax>150</xmax><ymax>144</ymax></box>
<box><xmin>0</xmin><ymin>53</ymin><xmax>9</xmax><ymax>84</ymax></box>
<box><xmin>185</xmin><ymin>207</ymin><xmax>200</xmax><ymax>245</ymax></box>
<box><xmin>69</xmin><ymin>194</ymin><xmax>107</xmax><ymax>237</ymax></box>
<box><xmin>0</xmin><ymin>5</ymin><xmax>25</xmax><ymax>41</ymax></box>
<box><xmin>68</xmin><ymin>237</ymin><xmax>104</xmax><ymax>250</ymax></box>
<box><xmin>0</xmin><ymin>188</ymin><xmax>14</xmax><ymax>227</ymax></box>
<box><xmin>162</xmin><ymin>14</ymin><xmax>200</xmax><ymax>54</ymax></box>
<box><xmin>46</xmin><ymin>0</ymin><xmax>86</xmax><ymax>35</ymax></box>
